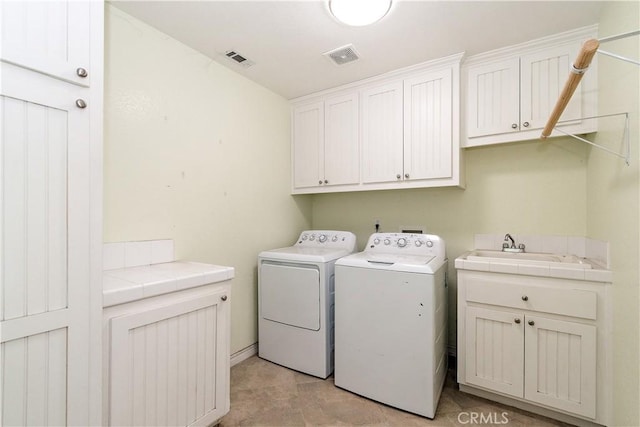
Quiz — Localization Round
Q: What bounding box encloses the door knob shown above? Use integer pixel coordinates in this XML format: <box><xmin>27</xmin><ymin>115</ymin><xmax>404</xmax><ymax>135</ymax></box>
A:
<box><xmin>514</xmin><ymin>318</ymin><xmax>521</xmax><ymax>324</ymax></box>
<box><xmin>404</xmin><ymin>173</ymin><xmax>410</xmax><ymax>179</ymax></box>
<box><xmin>521</xmin><ymin>295</ymin><xmax>528</xmax><ymax>301</ymax></box>
<box><xmin>396</xmin><ymin>174</ymin><xmax>401</xmax><ymax>180</ymax></box>
<box><xmin>528</xmin><ymin>320</ymin><xmax>535</xmax><ymax>326</ymax></box>
<box><xmin>76</xmin><ymin>67</ymin><xmax>88</xmax><ymax>78</ymax></box>
<box><xmin>221</xmin><ymin>295</ymin><xmax>228</xmax><ymax>301</ymax></box>
<box><xmin>75</xmin><ymin>99</ymin><xmax>87</xmax><ymax>109</ymax></box>
<box><xmin>511</xmin><ymin>123</ymin><xmax>518</xmax><ymax>129</ymax></box>
<box><xmin>523</xmin><ymin>122</ymin><xmax>530</xmax><ymax>128</ymax></box>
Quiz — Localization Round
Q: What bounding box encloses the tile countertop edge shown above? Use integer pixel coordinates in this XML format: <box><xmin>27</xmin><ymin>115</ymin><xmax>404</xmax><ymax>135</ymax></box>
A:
<box><xmin>103</xmin><ymin>261</ymin><xmax>235</xmax><ymax>308</ymax></box>
<box><xmin>455</xmin><ymin>252</ymin><xmax>612</xmax><ymax>283</ymax></box>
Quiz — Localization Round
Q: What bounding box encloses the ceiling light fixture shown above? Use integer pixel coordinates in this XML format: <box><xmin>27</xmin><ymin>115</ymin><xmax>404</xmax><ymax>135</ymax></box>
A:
<box><xmin>329</xmin><ymin>0</ymin><xmax>392</xmax><ymax>27</ymax></box>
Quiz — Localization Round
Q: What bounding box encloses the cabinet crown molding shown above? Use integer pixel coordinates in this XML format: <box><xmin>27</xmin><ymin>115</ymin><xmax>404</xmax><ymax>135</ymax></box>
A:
<box><xmin>464</xmin><ymin>24</ymin><xmax>598</xmax><ymax>67</ymax></box>
<box><xmin>290</xmin><ymin>51</ymin><xmax>464</xmax><ymax>104</ymax></box>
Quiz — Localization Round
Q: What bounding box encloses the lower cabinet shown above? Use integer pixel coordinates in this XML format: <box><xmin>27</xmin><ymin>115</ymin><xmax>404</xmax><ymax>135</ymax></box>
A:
<box><xmin>457</xmin><ymin>270</ymin><xmax>610</xmax><ymax>425</ymax></box>
<box><xmin>103</xmin><ymin>284</ymin><xmax>231</xmax><ymax>426</ymax></box>
<box><xmin>465</xmin><ymin>306</ymin><xmax>596</xmax><ymax>418</ymax></box>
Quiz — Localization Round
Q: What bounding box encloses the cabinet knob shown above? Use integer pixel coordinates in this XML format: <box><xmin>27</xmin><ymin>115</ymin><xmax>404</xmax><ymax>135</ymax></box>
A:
<box><xmin>221</xmin><ymin>295</ymin><xmax>228</xmax><ymax>301</ymax></box>
<box><xmin>75</xmin><ymin>99</ymin><xmax>87</xmax><ymax>109</ymax></box>
<box><xmin>319</xmin><ymin>180</ymin><xmax>323</xmax><ymax>185</ymax></box>
<box><xmin>528</xmin><ymin>320</ymin><xmax>535</xmax><ymax>326</ymax></box>
<box><xmin>523</xmin><ymin>121</ymin><xmax>530</xmax><ymax>128</ymax></box>
<box><xmin>514</xmin><ymin>318</ymin><xmax>521</xmax><ymax>324</ymax></box>
<box><xmin>396</xmin><ymin>174</ymin><xmax>401</xmax><ymax>180</ymax></box>
<box><xmin>76</xmin><ymin>67</ymin><xmax>88</xmax><ymax>78</ymax></box>
<box><xmin>521</xmin><ymin>295</ymin><xmax>528</xmax><ymax>301</ymax></box>
<box><xmin>511</xmin><ymin>123</ymin><xmax>518</xmax><ymax>129</ymax></box>
<box><xmin>404</xmin><ymin>173</ymin><xmax>410</xmax><ymax>179</ymax></box>
<box><xmin>324</xmin><ymin>179</ymin><xmax>328</xmax><ymax>184</ymax></box>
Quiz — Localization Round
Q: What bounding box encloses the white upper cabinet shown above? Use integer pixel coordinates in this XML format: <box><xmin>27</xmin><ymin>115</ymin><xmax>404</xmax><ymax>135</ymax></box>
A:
<box><xmin>463</xmin><ymin>25</ymin><xmax>598</xmax><ymax>147</ymax></box>
<box><xmin>292</xmin><ymin>101</ymin><xmax>324</xmax><ymax>189</ymax></box>
<box><xmin>291</xmin><ymin>53</ymin><xmax>463</xmax><ymax>194</ymax></box>
<box><xmin>324</xmin><ymin>92</ymin><xmax>360</xmax><ymax>186</ymax></box>
<box><xmin>466</xmin><ymin>58</ymin><xmax>520</xmax><ymax>138</ymax></box>
<box><xmin>292</xmin><ymin>93</ymin><xmax>360</xmax><ymax>190</ymax></box>
<box><xmin>404</xmin><ymin>68</ymin><xmax>453</xmax><ymax>181</ymax></box>
<box><xmin>361</xmin><ymin>81</ymin><xmax>404</xmax><ymax>184</ymax></box>
<box><xmin>0</xmin><ymin>1</ymin><xmax>93</xmax><ymax>86</ymax></box>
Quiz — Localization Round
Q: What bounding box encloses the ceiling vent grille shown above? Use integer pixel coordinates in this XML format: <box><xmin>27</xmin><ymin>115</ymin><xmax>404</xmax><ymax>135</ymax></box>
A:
<box><xmin>323</xmin><ymin>44</ymin><xmax>361</xmax><ymax>66</ymax></box>
<box><xmin>224</xmin><ymin>50</ymin><xmax>255</xmax><ymax>68</ymax></box>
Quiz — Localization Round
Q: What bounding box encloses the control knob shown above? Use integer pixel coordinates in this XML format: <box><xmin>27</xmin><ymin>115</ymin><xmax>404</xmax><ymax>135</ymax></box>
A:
<box><xmin>415</xmin><ymin>240</ymin><xmax>423</xmax><ymax>247</ymax></box>
<box><xmin>397</xmin><ymin>238</ymin><xmax>407</xmax><ymax>248</ymax></box>
<box><xmin>332</xmin><ymin>235</ymin><xmax>338</xmax><ymax>242</ymax></box>
<box><xmin>426</xmin><ymin>240</ymin><xmax>433</xmax><ymax>248</ymax></box>
<box><xmin>318</xmin><ymin>234</ymin><xmax>327</xmax><ymax>243</ymax></box>
<box><xmin>373</xmin><ymin>238</ymin><xmax>380</xmax><ymax>245</ymax></box>
<box><xmin>309</xmin><ymin>235</ymin><xmax>315</xmax><ymax>241</ymax></box>
<box><xmin>384</xmin><ymin>238</ymin><xmax>391</xmax><ymax>245</ymax></box>
<box><xmin>301</xmin><ymin>234</ymin><xmax>308</xmax><ymax>240</ymax></box>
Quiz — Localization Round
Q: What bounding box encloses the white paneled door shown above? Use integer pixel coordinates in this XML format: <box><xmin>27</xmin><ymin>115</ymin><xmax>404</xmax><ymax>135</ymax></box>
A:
<box><xmin>324</xmin><ymin>92</ymin><xmax>359</xmax><ymax>186</ymax></box>
<box><xmin>0</xmin><ymin>0</ymin><xmax>92</xmax><ymax>86</ymax></box>
<box><xmin>109</xmin><ymin>292</ymin><xmax>230</xmax><ymax>427</ymax></box>
<box><xmin>404</xmin><ymin>68</ymin><xmax>453</xmax><ymax>180</ymax></box>
<box><xmin>292</xmin><ymin>101</ymin><xmax>323</xmax><ymax>189</ymax></box>
<box><xmin>0</xmin><ymin>1</ymin><xmax>102</xmax><ymax>425</ymax></box>
<box><xmin>465</xmin><ymin>307</ymin><xmax>524</xmax><ymax>398</ymax></box>
<box><xmin>361</xmin><ymin>81</ymin><xmax>403</xmax><ymax>184</ymax></box>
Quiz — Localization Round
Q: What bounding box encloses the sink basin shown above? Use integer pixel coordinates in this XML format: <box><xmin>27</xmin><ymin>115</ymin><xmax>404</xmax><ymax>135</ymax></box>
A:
<box><xmin>465</xmin><ymin>250</ymin><xmax>592</xmax><ymax>269</ymax></box>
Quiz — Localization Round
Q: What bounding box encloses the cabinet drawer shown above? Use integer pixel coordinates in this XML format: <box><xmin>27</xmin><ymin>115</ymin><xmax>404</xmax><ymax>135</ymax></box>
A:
<box><xmin>466</xmin><ymin>281</ymin><xmax>597</xmax><ymax>320</ymax></box>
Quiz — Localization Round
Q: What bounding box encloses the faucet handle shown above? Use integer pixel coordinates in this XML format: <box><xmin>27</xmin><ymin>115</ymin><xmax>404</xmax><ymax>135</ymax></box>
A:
<box><xmin>518</xmin><ymin>243</ymin><xmax>526</xmax><ymax>250</ymax></box>
<box><xmin>502</xmin><ymin>242</ymin><xmax>509</xmax><ymax>249</ymax></box>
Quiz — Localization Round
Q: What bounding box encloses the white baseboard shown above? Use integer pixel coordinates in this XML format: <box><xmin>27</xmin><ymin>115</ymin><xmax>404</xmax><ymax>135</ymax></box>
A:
<box><xmin>230</xmin><ymin>343</ymin><xmax>258</xmax><ymax>367</ymax></box>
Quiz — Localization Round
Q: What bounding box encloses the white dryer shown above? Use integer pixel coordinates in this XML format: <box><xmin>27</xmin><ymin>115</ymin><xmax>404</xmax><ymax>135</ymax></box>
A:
<box><xmin>335</xmin><ymin>233</ymin><xmax>448</xmax><ymax>418</ymax></box>
<box><xmin>258</xmin><ymin>230</ymin><xmax>356</xmax><ymax>378</ymax></box>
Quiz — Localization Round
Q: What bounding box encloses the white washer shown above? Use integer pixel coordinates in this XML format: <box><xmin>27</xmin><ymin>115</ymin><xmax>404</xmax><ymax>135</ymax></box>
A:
<box><xmin>335</xmin><ymin>232</ymin><xmax>448</xmax><ymax>418</ymax></box>
<box><xmin>258</xmin><ymin>230</ymin><xmax>356</xmax><ymax>378</ymax></box>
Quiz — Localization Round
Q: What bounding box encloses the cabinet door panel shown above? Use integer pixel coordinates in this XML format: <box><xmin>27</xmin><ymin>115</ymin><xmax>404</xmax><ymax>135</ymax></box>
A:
<box><xmin>293</xmin><ymin>102</ymin><xmax>323</xmax><ymax>189</ymax></box>
<box><xmin>324</xmin><ymin>93</ymin><xmax>359</xmax><ymax>186</ymax></box>
<box><xmin>466</xmin><ymin>58</ymin><xmax>520</xmax><ymax>137</ymax></box>
<box><xmin>465</xmin><ymin>307</ymin><xmax>524</xmax><ymax>397</ymax></box>
<box><xmin>0</xmin><ymin>1</ymin><xmax>91</xmax><ymax>86</ymax></box>
<box><xmin>361</xmin><ymin>81</ymin><xmax>403</xmax><ymax>184</ymax></box>
<box><xmin>404</xmin><ymin>68</ymin><xmax>453</xmax><ymax>180</ymax></box>
<box><xmin>520</xmin><ymin>44</ymin><xmax>582</xmax><ymax>130</ymax></box>
<box><xmin>0</xmin><ymin>63</ymin><xmax>92</xmax><ymax>425</ymax></box>
<box><xmin>109</xmin><ymin>291</ymin><xmax>229</xmax><ymax>427</ymax></box>
<box><xmin>524</xmin><ymin>315</ymin><xmax>596</xmax><ymax>419</ymax></box>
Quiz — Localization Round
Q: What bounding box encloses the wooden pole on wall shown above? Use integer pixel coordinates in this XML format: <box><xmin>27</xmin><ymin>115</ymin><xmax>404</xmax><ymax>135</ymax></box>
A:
<box><xmin>540</xmin><ymin>38</ymin><xmax>600</xmax><ymax>139</ymax></box>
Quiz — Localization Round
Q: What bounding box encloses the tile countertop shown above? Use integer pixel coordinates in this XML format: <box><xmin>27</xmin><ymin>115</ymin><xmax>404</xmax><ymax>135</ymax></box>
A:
<box><xmin>103</xmin><ymin>261</ymin><xmax>235</xmax><ymax>308</ymax></box>
<box><xmin>455</xmin><ymin>252</ymin><xmax>612</xmax><ymax>283</ymax></box>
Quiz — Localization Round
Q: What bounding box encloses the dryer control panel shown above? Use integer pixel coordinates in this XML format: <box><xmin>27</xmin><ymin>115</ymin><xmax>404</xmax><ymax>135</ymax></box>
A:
<box><xmin>365</xmin><ymin>233</ymin><xmax>445</xmax><ymax>259</ymax></box>
<box><xmin>297</xmin><ymin>230</ymin><xmax>357</xmax><ymax>251</ymax></box>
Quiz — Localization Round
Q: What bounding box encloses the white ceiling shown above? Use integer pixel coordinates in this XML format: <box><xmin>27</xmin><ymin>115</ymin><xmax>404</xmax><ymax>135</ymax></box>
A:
<box><xmin>111</xmin><ymin>0</ymin><xmax>604</xmax><ymax>100</ymax></box>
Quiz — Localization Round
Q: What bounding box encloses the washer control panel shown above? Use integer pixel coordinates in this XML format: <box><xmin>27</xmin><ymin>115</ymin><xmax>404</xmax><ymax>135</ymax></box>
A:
<box><xmin>296</xmin><ymin>230</ymin><xmax>357</xmax><ymax>251</ymax></box>
<box><xmin>365</xmin><ymin>233</ymin><xmax>444</xmax><ymax>258</ymax></box>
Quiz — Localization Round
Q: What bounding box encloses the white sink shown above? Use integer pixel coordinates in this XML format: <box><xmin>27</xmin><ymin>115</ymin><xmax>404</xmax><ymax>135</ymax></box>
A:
<box><xmin>465</xmin><ymin>250</ymin><xmax>592</xmax><ymax>269</ymax></box>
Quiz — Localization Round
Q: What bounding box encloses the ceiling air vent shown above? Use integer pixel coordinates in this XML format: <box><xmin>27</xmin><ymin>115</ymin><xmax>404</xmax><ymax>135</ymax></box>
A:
<box><xmin>323</xmin><ymin>44</ymin><xmax>361</xmax><ymax>66</ymax></box>
<box><xmin>224</xmin><ymin>50</ymin><xmax>255</xmax><ymax>68</ymax></box>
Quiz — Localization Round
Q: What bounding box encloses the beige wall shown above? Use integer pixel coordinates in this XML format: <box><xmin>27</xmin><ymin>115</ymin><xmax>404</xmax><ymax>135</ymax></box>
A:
<box><xmin>587</xmin><ymin>2</ymin><xmax>639</xmax><ymax>424</ymax></box>
<box><xmin>103</xmin><ymin>5</ymin><xmax>312</xmax><ymax>353</ymax></box>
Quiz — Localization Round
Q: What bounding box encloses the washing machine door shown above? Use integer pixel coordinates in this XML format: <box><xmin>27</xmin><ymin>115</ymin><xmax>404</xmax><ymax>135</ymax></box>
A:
<box><xmin>260</xmin><ymin>262</ymin><xmax>320</xmax><ymax>331</ymax></box>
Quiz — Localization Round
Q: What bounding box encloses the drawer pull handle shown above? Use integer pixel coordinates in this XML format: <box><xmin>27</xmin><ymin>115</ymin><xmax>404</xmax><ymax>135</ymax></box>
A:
<box><xmin>528</xmin><ymin>320</ymin><xmax>535</xmax><ymax>326</ymax></box>
<box><xmin>221</xmin><ymin>295</ymin><xmax>228</xmax><ymax>301</ymax></box>
<box><xmin>514</xmin><ymin>318</ymin><xmax>521</xmax><ymax>324</ymax></box>
<box><xmin>521</xmin><ymin>295</ymin><xmax>529</xmax><ymax>301</ymax></box>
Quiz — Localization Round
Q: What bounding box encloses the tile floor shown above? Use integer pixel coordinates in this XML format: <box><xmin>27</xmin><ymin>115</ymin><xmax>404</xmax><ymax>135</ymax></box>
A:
<box><xmin>219</xmin><ymin>356</ymin><xmax>573</xmax><ymax>426</ymax></box>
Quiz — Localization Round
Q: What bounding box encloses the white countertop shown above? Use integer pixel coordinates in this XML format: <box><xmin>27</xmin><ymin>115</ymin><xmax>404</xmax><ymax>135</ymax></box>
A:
<box><xmin>103</xmin><ymin>261</ymin><xmax>234</xmax><ymax>307</ymax></box>
<box><xmin>455</xmin><ymin>251</ymin><xmax>612</xmax><ymax>283</ymax></box>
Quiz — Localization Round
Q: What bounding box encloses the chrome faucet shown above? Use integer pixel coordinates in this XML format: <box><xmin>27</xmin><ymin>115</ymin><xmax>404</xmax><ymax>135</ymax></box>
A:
<box><xmin>503</xmin><ymin>234</ymin><xmax>525</xmax><ymax>253</ymax></box>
